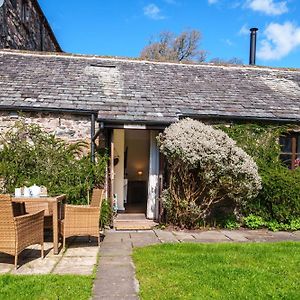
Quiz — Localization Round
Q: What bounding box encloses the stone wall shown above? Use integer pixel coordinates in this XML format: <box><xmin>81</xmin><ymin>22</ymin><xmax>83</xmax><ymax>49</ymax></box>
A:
<box><xmin>0</xmin><ymin>0</ymin><xmax>61</xmax><ymax>51</ymax></box>
<box><xmin>0</xmin><ymin>111</ymin><xmax>91</xmax><ymax>143</ymax></box>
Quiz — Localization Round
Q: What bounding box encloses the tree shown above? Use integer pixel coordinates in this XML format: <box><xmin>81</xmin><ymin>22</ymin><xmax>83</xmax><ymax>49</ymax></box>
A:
<box><xmin>157</xmin><ymin>118</ymin><xmax>261</xmax><ymax>228</ymax></box>
<box><xmin>140</xmin><ymin>30</ymin><xmax>207</xmax><ymax>62</ymax></box>
<box><xmin>210</xmin><ymin>57</ymin><xmax>243</xmax><ymax>65</ymax></box>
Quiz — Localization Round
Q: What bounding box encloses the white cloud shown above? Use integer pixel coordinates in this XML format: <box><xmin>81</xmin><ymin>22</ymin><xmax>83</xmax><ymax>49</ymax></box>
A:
<box><xmin>246</xmin><ymin>0</ymin><xmax>288</xmax><ymax>16</ymax></box>
<box><xmin>208</xmin><ymin>0</ymin><xmax>218</xmax><ymax>4</ymax></box>
<box><xmin>225</xmin><ymin>39</ymin><xmax>234</xmax><ymax>46</ymax></box>
<box><xmin>257</xmin><ymin>22</ymin><xmax>300</xmax><ymax>60</ymax></box>
<box><xmin>143</xmin><ymin>4</ymin><xmax>165</xmax><ymax>20</ymax></box>
<box><xmin>239</xmin><ymin>24</ymin><xmax>249</xmax><ymax>35</ymax></box>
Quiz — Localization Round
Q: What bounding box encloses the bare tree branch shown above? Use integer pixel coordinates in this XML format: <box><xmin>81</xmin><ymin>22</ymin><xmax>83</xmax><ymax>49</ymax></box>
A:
<box><xmin>140</xmin><ymin>29</ymin><xmax>207</xmax><ymax>62</ymax></box>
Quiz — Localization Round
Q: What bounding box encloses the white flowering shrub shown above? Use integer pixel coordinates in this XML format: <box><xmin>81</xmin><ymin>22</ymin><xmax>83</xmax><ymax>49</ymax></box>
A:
<box><xmin>158</xmin><ymin>118</ymin><xmax>262</xmax><ymax>228</ymax></box>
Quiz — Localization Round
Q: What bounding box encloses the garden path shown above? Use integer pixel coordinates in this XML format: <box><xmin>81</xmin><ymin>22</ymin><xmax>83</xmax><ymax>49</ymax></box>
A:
<box><xmin>92</xmin><ymin>229</ymin><xmax>300</xmax><ymax>300</ymax></box>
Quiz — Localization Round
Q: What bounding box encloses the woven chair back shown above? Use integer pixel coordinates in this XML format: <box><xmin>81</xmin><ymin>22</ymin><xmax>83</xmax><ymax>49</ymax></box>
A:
<box><xmin>25</xmin><ymin>202</ymin><xmax>51</xmax><ymax>216</ymax></box>
<box><xmin>90</xmin><ymin>189</ymin><xmax>104</xmax><ymax>208</ymax></box>
<box><xmin>0</xmin><ymin>194</ymin><xmax>15</xmax><ymax>237</ymax></box>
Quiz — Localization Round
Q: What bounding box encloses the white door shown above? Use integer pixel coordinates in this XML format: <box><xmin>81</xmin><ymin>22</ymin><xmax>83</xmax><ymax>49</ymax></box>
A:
<box><xmin>147</xmin><ymin>130</ymin><xmax>160</xmax><ymax>219</ymax></box>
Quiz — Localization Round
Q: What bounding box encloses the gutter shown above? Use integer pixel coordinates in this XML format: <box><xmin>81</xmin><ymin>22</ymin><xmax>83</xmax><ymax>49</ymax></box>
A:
<box><xmin>97</xmin><ymin>118</ymin><xmax>174</xmax><ymax>130</ymax></box>
<box><xmin>0</xmin><ymin>105</ymin><xmax>97</xmax><ymax>116</ymax></box>
<box><xmin>180</xmin><ymin>113</ymin><xmax>300</xmax><ymax>124</ymax></box>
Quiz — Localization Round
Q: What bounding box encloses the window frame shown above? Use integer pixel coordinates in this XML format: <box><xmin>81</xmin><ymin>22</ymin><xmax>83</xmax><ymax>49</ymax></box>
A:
<box><xmin>280</xmin><ymin>132</ymin><xmax>300</xmax><ymax>170</ymax></box>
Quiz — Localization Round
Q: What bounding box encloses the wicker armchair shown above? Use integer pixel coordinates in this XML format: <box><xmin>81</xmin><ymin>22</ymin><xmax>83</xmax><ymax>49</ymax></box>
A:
<box><xmin>0</xmin><ymin>194</ymin><xmax>44</xmax><ymax>269</ymax></box>
<box><xmin>62</xmin><ymin>189</ymin><xmax>104</xmax><ymax>249</ymax></box>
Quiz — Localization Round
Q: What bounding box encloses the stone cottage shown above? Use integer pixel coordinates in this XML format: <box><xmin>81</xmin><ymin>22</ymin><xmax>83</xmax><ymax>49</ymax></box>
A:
<box><xmin>0</xmin><ymin>49</ymin><xmax>300</xmax><ymax>220</ymax></box>
<box><xmin>0</xmin><ymin>0</ymin><xmax>299</xmax><ymax>221</ymax></box>
<box><xmin>0</xmin><ymin>0</ymin><xmax>61</xmax><ymax>51</ymax></box>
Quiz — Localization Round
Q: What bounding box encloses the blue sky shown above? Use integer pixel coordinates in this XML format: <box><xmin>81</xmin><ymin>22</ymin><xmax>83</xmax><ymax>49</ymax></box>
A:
<box><xmin>39</xmin><ymin>0</ymin><xmax>300</xmax><ymax>68</ymax></box>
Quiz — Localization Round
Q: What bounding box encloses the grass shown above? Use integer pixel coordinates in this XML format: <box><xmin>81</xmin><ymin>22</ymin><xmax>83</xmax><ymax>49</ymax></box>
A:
<box><xmin>133</xmin><ymin>242</ymin><xmax>300</xmax><ymax>300</ymax></box>
<box><xmin>0</xmin><ymin>275</ymin><xmax>93</xmax><ymax>300</ymax></box>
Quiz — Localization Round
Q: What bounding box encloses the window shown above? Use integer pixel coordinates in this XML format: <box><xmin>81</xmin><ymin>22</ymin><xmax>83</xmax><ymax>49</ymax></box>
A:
<box><xmin>21</xmin><ymin>0</ymin><xmax>30</xmax><ymax>23</ymax></box>
<box><xmin>280</xmin><ymin>132</ymin><xmax>300</xmax><ymax>169</ymax></box>
<box><xmin>11</xmin><ymin>0</ymin><xmax>17</xmax><ymax>9</ymax></box>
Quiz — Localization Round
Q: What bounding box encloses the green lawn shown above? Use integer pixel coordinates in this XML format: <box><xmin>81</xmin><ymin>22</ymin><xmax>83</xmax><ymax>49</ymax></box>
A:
<box><xmin>133</xmin><ymin>242</ymin><xmax>300</xmax><ymax>300</ymax></box>
<box><xmin>0</xmin><ymin>275</ymin><xmax>93</xmax><ymax>300</ymax></box>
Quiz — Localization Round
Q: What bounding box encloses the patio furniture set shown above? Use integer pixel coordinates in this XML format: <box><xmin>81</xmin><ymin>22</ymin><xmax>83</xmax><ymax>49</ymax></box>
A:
<box><xmin>0</xmin><ymin>189</ymin><xmax>104</xmax><ymax>269</ymax></box>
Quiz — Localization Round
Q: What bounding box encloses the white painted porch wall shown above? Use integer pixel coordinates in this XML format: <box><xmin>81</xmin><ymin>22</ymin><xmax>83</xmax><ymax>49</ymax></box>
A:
<box><xmin>113</xmin><ymin>129</ymin><xmax>125</xmax><ymax>211</ymax></box>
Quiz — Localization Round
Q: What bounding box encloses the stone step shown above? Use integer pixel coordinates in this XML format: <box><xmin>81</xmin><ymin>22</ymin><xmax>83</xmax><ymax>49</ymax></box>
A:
<box><xmin>115</xmin><ymin>213</ymin><xmax>146</xmax><ymax>221</ymax></box>
<box><xmin>114</xmin><ymin>220</ymin><xmax>158</xmax><ymax>231</ymax></box>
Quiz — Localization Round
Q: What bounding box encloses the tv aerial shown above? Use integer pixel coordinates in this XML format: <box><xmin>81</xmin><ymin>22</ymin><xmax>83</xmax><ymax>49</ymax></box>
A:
<box><xmin>0</xmin><ymin>0</ymin><xmax>4</xmax><ymax>8</ymax></box>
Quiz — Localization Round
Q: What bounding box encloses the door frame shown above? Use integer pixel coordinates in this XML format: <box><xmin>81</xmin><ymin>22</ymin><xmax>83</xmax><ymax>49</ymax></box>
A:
<box><xmin>107</xmin><ymin>126</ymin><xmax>162</xmax><ymax>219</ymax></box>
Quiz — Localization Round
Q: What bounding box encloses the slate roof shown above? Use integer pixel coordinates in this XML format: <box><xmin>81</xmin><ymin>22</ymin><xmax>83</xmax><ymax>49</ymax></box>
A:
<box><xmin>0</xmin><ymin>50</ymin><xmax>300</xmax><ymax>123</ymax></box>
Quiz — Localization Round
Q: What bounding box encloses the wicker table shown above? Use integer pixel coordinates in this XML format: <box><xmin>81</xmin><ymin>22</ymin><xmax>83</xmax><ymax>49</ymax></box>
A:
<box><xmin>12</xmin><ymin>194</ymin><xmax>66</xmax><ymax>255</ymax></box>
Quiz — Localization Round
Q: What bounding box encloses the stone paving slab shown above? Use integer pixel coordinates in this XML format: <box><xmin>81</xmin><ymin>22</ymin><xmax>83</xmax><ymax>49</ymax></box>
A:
<box><xmin>192</xmin><ymin>231</ymin><xmax>230</xmax><ymax>242</ymax></box>
<box><xmin>53</xmin><ymin>256</ymin><xmax>97</xmax><ymax>275</ymax></box>
<box><xmin>220</xmin><ymin>230</ymin><xmax>250</xmax><ymax>242</ymax></box>
<box><xmin>103</xmin><ymin>232</ymin><xmax>131</xmax><ymax>242</ymax></box>
<box><xmin>0</xmin><ymin>262</ymin><xmax>13</xmax><ymax>274</ymax></box>
<box><xmin>242</xmin><ymin>230</ymin><xmax>275</xmax><ymax>242</ymax></box>
<box><xmin>53</xmin><ymin>265</ymin><xmax>95</xmax><ymax>275</ymax></box>
<box><xmin>266</xmin><ymin>231</ymin><xmax>300</xmax><ymax>242</ymax></box>
<box><xmin>100</xmin><ymin>255</ymin><xmax>133</xmax><ymax>268</ymax></box>
<box><xmin>64</xmin><ymin>246</ymin><xmax>99</xmax><ymax>257</ymax></box>
<box><xmin>172</xmin><ymin>231</ymin><xmax>195</xmax><ymax>241</ymax></box>
<box><xmin>100</xmin><ymin>245</ymin><xmax>133</xmax><ymax>257</ymax></box>
<box><xmin>94</xmin><ymin>261</ymin><xmax>138</xmax><ymax>299</ymax></box>
<box><xmin>154</xmin><ymin>229</ymin><xmax>179</xmax><ymax>243</ymax></box>
<box><xmin>292</xmin><ymin>231</ymin><xmax>300</xmax><ymax>238</ymax></box>
<box><xmin>11</xmin><ymin>257</ymin><xmax>60</xmax><ymax>275</ymax></box>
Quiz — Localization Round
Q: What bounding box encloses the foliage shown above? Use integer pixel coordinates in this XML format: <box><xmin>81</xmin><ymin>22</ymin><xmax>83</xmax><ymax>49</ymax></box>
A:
<box><xmin>100</xmin><ymin>199</ymin><xmax>112</xmax><ymax>228</ymax></box>
<box><xmin>133</xmin><ymin>242</ymin><xmax>300</xmax><ymax>300</ymax></box>
<box><xmin>0</xmin><ymin>274</ymin><xmax>93</xmax><ymax>300</ymax></box>
<box><xmin>158</xmin><ymin>118</ymin><xmax>261</xmax><ymax>228</ymax></box>
<box><xmin>222</xmin><ymin>123</ymin><xmax>300</xmax><ymax>225</ymax></box>
<box><xmin>243</xmin><ymin>214</ymin><xmax>300</xmax><ymax>231</ymax></box>
<box><xmin>0</xmin><ymin>120</ymin><xmax>107</xmax><ymax>204</ymax></box>
<box><xmin>140</xmin><ymin>30</ymin><xmax>207</xmax><ymax>62</ymax></box>
<box><xmin>243</xmin><ymin>214</ymin><xmax>265</xmax><ymax>229</ymax></box>
<box><xmin>223</xmin><ymin>214</ymin><xmax>240</xmax><ymax>230</ymax></box>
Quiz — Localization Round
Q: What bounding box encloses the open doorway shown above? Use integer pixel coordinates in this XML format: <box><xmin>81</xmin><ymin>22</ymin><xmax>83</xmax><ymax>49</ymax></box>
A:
<box><xmin>124</xmin><ymin>130</ymin><xmax>150</xmax><ymax>213</ymax></box>
<box><xmin>111</xmin><ymin>128</ymin><xmax>160</xmax><ymax>219</ymax></box>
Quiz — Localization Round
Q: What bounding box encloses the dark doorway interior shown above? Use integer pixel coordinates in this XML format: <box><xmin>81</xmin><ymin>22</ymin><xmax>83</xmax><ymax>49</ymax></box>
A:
<box><xmin>124</xmin><ymin>130</ymin><xmax>150</xmax><ymax>214</ymax></box>
<box><xmin>126</xmin><ymin>181</ymin><xmax>147</xmax><ymax>213</ymax></box>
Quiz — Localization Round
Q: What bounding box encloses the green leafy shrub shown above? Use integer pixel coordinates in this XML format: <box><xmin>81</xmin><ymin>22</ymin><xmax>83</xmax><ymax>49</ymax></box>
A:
<box><xmin>290</xmin><ymin>219</ymin><xmax>300</xmax><ymax>231</ymax></box>
<box><xmin>158</xmin><ymin>118</ymin><xmax>261</xmax><ymax>229</ymax></box>
<box><xmin>223</xmin><ymin>214</ymin><xmax>240</xmax><ymax>230</ymax></box>
<box><xmin>100</xmin><ymin>199</ymin><xmax>112</xmax><ymax>228</ymax></box>
<box><xmin>0</xmin><ymin>120</ymin><xmax>107</xmax><ymax>204</ymax></box>
<box><xmin>244</xmin><ymin>216</ymin><xmax>300</xmax><ymax>232</ymax></box>
<box><xmin>222</xmin><ymin>124</ymin><xmax>300</xmax><ymax>226</ymax></box>
<box><xmin>243</xmin><ymin>214</ymin><xmax>265</xmax><ymax>229</ymax></box>
<box><xmin>256</xmin><ymin>167</ymin><xmax>300</xmax><ymax>223</ymax></box>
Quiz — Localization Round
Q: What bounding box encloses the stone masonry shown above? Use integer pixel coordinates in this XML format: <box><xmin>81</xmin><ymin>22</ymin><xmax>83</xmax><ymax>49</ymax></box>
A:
<box><xmin>0</xmin><ymin>111</ymin><xmax>91</xmax><ymax>143</ymax></box>
<box><xmin>0</xmin><ymin>0</ymin><xmax>61</xmax><ymax>51</ymax></box>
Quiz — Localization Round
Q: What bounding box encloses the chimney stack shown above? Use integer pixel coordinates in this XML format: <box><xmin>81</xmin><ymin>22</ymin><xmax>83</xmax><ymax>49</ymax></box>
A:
<box><xmin>249</xmin><ymin>28</ymin><xmax>258</xmax><ymax>65</ymax></box>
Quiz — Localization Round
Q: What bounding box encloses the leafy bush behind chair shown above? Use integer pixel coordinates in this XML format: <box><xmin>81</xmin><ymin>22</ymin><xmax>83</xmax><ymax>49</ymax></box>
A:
<box><xmin>0</xmin><ymin>120</ymin><xmax>107</xmax><ymax>204</ymax></box>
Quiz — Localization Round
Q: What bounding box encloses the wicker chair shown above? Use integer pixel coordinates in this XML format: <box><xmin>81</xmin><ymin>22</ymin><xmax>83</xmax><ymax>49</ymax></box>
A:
<box><xmin>0</xmin><ymin>194</ymin><xmax>44</xmax><ymax>269</ymax></box>
<box><xmin>62</xmin><ymin>189</ymin><xmax>104</xmax><ymax>249</ymax></box>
